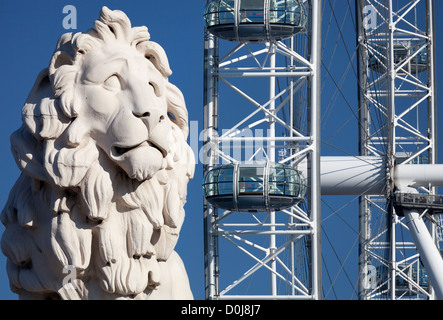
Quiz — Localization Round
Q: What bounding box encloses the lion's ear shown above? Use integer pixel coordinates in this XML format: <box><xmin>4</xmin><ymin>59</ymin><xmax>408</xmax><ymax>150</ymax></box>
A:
<box><xmin>138</xmin><ymin>41</ymin><xmax>172</xmax><ymax>78</ymax></box>
<box><xmin>49</xmin><ymin>51</ymin><xmax>73</xmax><ymax>74</ymax></box>
<box><xmin>48</xmin><ymin>48</ymin><xmax>80</xmax><ymax>118</ymax></box>
<box><xmin>23</xmin><ymin>68</ymin><xmax>71</xmax><ymax>142</ymax></box>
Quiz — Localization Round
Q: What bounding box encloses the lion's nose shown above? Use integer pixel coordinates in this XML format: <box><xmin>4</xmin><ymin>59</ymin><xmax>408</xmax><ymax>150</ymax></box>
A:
<box><xmin>133</xmin><ymin>108</ymin><xmax>167</xmax><ymax>133</ymax></box>
<box><xmin>133</xmin><ymin>108</ymin><xmax>170</xmax><ymax>157</ymax></box>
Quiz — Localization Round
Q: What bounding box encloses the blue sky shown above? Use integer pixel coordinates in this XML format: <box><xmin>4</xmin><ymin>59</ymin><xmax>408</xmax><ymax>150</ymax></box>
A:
<box><xmin>0</xmin><ymin>0</ymin><xmax>442</xmax><ymax>300</ymax></box>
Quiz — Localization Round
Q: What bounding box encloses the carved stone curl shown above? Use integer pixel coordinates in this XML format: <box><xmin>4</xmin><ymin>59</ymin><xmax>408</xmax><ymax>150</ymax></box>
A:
<box><xmin>1</xmin><ymin>7</ymin><xmax>195</xmax><ymax>300</ymax></box>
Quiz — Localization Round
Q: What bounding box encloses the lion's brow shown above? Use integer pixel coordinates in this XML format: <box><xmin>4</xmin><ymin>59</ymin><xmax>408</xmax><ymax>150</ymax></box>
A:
<box><xmin>83</xmin><ymin>56</ymin><xmax>133</xmax><ymax>83</ymax></box>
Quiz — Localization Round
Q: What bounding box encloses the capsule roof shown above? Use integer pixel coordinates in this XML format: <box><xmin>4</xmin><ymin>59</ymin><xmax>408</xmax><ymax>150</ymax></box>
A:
<box><xmin>204</xmin><ymin>0</ymin><xmax>307</xmax><ymax>43</ymax></box>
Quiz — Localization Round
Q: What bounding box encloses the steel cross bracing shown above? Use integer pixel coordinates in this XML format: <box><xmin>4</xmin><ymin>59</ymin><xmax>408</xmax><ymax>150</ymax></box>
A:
<box><xmin>203</xmin><ymin>0</ymin><xmax>321</xmax><ymax>300</ymax></box>
<box><xmin>356</xmin><ymin>0</ymin><xmax>440</xmax><ymax>299</ymax></box>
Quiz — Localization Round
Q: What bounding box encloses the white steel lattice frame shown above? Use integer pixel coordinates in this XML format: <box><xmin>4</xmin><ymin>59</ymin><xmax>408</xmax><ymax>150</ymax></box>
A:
<box><xmin>356</xmin><ymin>0</ymin><xmax>438</xmax><ymax>299</ymax></box>
<box><xmin>203</xmin><ymin>0</ymin><xmax>321</xmax><ymax>300</ymax></box>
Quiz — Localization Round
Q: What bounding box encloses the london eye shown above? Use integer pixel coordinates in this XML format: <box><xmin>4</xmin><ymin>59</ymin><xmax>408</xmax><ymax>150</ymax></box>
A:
<box><xmin>202</xmin><ymin>0</ymin><xmax>442</xmax><ymax>300</ymax></box>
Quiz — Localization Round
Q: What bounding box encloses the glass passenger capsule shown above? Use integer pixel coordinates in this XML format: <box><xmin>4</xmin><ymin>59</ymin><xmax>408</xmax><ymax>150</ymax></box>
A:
<box><xmin>376</xmin><ymin>263</ymin><xmax>428</xmax><ymax>295</ymax></box>
<box><xmin>203</xmin><ymin>162</ymin><xmax>306</xmax><ymax>212</ymax></box>
<box><xmin>204</xmin><ymin>0</ymin><xmax>307</xmax><ymax>42</ymax></box>
<box><xmin>368</xmin><ymin>42</ymin><xmax>427</xmax><ymax>74</ymax></box>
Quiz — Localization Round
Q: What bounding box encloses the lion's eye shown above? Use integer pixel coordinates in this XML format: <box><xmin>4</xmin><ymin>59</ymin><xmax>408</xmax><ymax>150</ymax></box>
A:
<box><xmin>103</xmin><ymin>74</ymin><xmax>122</xmax><ymax>91</ymax></box>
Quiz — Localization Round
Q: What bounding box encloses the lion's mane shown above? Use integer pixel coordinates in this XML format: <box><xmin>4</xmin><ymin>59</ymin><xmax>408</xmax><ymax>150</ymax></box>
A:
<box><xmin>1</xmin><ymin>7</ymin><xmax>195</xmax><ymax>299</ymax></box>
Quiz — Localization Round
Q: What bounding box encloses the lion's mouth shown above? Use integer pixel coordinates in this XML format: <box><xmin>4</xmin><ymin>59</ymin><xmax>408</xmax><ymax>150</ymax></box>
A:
<box><xmin>112</xmin><ymin>140</ymin><xmax>167</xmax><ymax>158</ymax></box>
<box><xmin>114</xmin><ymin>144</ymin><xmax>139</xmax><ymax>155</ymax></box>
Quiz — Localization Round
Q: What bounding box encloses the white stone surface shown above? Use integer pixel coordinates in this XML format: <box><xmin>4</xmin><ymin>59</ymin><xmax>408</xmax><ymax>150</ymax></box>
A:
<box><xmin>1</xmin><ymin>6</ymin><xmax>195</xmax><ymax>300</ymax></box>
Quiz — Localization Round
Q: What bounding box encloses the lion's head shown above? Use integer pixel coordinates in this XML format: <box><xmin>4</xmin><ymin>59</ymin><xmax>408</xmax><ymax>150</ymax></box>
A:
<box><xmin>1</xmin><ymin>7</ymin><xmax>195</xmax><ymax>299</ymax></box>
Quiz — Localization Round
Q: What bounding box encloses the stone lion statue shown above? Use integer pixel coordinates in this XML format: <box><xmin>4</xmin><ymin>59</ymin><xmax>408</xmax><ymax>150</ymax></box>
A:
<box><xmin>1</xmin><ymin>7</ymin><xmax>195</xmax><ymax>300</ymax></box>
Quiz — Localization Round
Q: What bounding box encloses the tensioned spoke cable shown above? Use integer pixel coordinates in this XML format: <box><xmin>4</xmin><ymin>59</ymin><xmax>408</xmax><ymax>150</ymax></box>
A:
<box><xmin>321</xmin><ymin>0</ymin><xmax>349</xmax><ymax>94</ymax></box>
<box><xmin>321</xmin><ymin>199</ymin><xmax>358</xmax><ymax>234</ymax></box>
<box><xmin>327</xmin><ymin>0</ymin><xmax>390</xmax><ymax>161</ymax></box>
<box><xmin>348</xmin><ymin>0</ymin><xmax>390</xmax><ymax>159</ymax></box>
<box><xmin>322</xmin><ymin>224</ymin><xmax>359</xmax><ymax>299</ymax></box>
<box><xmin>321</xmin><ymin>50</ymin><xmax>355</xmax><ymax>128</ymax></box>
<box><xmin>321</xmin><ymin>60</ymin><xmax>363</xmax><ymax>137</ymax></box>
<box><xmin>321</xmin><ymin>0</ymin><xmax>336</xmax><ymax>60</ymax></box>
<box><xmin>320</xmin><ymin>5</ymin><xmax>392</xmax><ymax>298</ymax></box>
<box><xmin>323</xmin><ymin>2</ymin><xmax>384</xmax><ymax>155</ymax></box>
<box><xmin>320</xmin><ymin>0</ymin><xmax>396</xmax><ymax>299</ymax></box>
<box><xmin>327</xmin><ymin>0</ymin><xmax>358</xmax><ymax>80</ymax></box>
<box><xmin>321</xmin><ymin>252</ymin><xmax>338</xmax><ymax>299</ymax></box>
